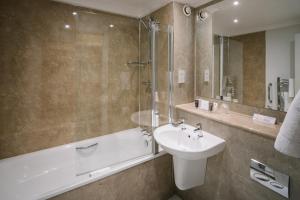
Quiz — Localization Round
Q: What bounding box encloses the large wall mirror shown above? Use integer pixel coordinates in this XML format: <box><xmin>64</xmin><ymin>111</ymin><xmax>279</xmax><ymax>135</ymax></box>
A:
<box><xmin>195</xmin><ymin>0</ymin><xmax>300</xmax><ymax>112</ymax></box>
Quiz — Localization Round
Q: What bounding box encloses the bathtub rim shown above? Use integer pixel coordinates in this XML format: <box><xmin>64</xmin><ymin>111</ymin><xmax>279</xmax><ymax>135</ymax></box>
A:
<box><xmin>0</xmin><ymin>127</ymin><xmax>166</xmax><ymax>200</ymax></box>
<box><xmin>39</xmin><ymin>151</ymin><xmax>166</xmax><ymax>200</ymax></box>
<box><xmin>0</xmin><ymin>127</ymin><xmax>146</xmax><ymax>163</ymax></box>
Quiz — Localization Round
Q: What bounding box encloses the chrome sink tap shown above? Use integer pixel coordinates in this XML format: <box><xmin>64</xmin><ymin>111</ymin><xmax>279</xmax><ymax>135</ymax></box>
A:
<box><xmin>172</xmin><ymin>119</ymin><xmax>185</xmax><ymax>127</ymax></box>
<box><xmin>194</xmin><ymin>123</ymin><xmax>203</xmax><ymax>137</ymax></box>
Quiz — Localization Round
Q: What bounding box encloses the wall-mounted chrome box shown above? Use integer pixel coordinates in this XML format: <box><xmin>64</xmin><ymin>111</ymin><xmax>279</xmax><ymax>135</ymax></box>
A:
<box><xmin>250</xmin><ymin>159</ymin><xmax>289</xmax><ymax>198</ymax></box>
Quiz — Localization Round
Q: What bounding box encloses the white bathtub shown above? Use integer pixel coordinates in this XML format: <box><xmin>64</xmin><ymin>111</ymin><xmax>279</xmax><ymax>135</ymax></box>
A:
<box><xmin>0</xmin><ymin>127</ymin><xmax>165</xmax><ymax>200</ymax></box>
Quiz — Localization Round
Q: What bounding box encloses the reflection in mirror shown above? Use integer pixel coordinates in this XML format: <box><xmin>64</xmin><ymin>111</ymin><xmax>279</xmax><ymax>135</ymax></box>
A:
<box><xmin>195</xmin><ymin>0</ymin><xmax>300</xmax><ymax>112</ymax></box>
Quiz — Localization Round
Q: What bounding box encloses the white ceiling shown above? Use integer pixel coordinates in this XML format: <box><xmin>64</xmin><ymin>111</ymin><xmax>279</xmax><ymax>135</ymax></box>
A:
<box><xmin>211</xmin><ymin>0</ymin><xmax>300</xmax><ymax>36</ymax></box>
<box><xmin>54</xmin><ymin>0</ymin><xmax>211</xmax><ymax>18</ymax></box>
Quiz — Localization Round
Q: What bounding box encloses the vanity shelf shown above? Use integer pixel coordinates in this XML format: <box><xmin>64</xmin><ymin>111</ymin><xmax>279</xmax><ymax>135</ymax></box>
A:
<box><xmin>176</xmin><ymin>103</ymin><xmax>281</xmax><ymax>139</ymax></box>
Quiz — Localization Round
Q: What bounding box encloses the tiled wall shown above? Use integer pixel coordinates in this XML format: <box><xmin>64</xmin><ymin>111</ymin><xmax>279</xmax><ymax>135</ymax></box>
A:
<box><xmin>176</xmin><ymin>109</ymin><xmax>300</xmax><ymax>200</ymax></box>
<box><xmin>173</xmin><ymin>3</ymin><xmax>195</xmax><ymax>105</ymax></box>
<box><xmin>51</xmin><ymin>155</ymin><xmax>175</xmax><ymax>200</ymax></box>
<box><xmin>233</xmin><ymin>31</ymin><xmax>266</xmax><ymax>108</ymax></box>
<box><xmin>195</xmin><ymin>8</ymin><xmax>213</xmax><ymax>99</ymax></box>
<box><xmin>0</xmin><ymin>0</ymin><xmax>140</xmax><ymax>158</ymax></box>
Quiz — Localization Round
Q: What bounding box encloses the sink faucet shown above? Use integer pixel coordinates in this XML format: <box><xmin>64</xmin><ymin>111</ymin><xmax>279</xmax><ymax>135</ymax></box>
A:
<box><xmin>194</xmin><ymin>123</ymin><xmax>203</xmax><ymax>137</ymax></box>
<box><xmin>172</xmin><ymin>119</ymin><xmax>184</xmax><ymax>127</ymax></box>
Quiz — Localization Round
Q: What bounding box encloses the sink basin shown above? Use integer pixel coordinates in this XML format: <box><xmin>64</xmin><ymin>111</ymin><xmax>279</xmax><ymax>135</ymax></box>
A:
<box><xmin>154</xmin><ymin>124</ymin><xmax>225</xmax><ymax>160</ymax></box>
<box><xmin>154</xmin><ymin>124</ymin><xmax>225</xmax><ymax>190</ymax></box>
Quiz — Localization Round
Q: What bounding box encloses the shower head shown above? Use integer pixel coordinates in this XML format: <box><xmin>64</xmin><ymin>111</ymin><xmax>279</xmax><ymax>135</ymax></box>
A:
<box><xmin>140</xmin><ymin>18</ymin><xmax>149</xmax><ymax>31</ymax></box>
<box><xmin>139</xmin><ymin>16</ymin><xmax>160</xmax><ymax>32</ymax></box>
<box><xmin>147</xmin><ymin>16</ymin><xmax>160</xmax><ymax>26</ymax></box>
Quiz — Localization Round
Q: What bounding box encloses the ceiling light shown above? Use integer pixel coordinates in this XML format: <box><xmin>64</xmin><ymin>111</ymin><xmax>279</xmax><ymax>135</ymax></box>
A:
<box><xmin>64</xmin><ymin>24</ymin><xmax>71</xmax><ymax>29</ymax></box>
<box><xmin>109</xmin><ymin>24</ymin><xmax>114</xmax><ymax>28</ymax></box>
<box><xmin>233</xmin><ymin>19</ymin><xmax>239</xmax><ymax>23</ymax></box>
<box><xmin>233</xmin><ymin>1</ymin><xmax>239</xmax><ymax>6</ymax></box>
<box><xmin>72</xmin><ymin>12</ymin><xmax>77</xmax><ymax>16</ymax></box>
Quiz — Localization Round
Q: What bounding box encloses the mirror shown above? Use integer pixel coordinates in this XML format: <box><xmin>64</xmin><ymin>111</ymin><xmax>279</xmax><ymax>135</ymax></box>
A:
<box><xmin>195</xmin><ymin>0</ymin><xmax>300</xmax><ymax>112</ymax></box>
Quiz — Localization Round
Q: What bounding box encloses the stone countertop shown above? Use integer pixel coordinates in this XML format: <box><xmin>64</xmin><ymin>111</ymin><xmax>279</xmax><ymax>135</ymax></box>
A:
<box><xmin>176</xmin><ymin>103</ymin><xmax>281</xmax><ymax>140</ymax></box>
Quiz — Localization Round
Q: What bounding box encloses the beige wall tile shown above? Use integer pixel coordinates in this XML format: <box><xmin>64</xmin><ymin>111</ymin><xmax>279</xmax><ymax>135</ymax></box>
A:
<box><xmin>0</xmin><ymin>0</ymin><xmax>140</xmax><ymax>158</ymax></box>
<box><xmin>176</xmin><ymin>109</ymin><xmax>300</xmax><ymax>200</ymax></box>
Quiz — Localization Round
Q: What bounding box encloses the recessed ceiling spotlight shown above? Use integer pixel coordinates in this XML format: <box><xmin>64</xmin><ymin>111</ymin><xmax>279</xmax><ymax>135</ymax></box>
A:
<box><xmin>64</xmin><ymin>24</ymin><xmax>71</xmax><ymax>29</ymax></box>
<box><xmin>72</xmin><ymin>12</ymin><xmax>77</xmax><ymax>16</ymax></box>
<box><xmin>233</xmin><ymin>1</ymin><xmax>239</xmax><ymax>6</ymax></box>
<box><xmin>109</xmin><ymin>24</ymin><xmax>114</xmax><ymax>28</ymax></box>
<box><xmin>233</xmin><ymin>19</ymin><xmax>239</xmax><ymax>23</ymax></box>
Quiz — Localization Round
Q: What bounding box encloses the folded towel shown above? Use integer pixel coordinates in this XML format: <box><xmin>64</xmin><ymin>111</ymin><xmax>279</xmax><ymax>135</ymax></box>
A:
<box><xmin>274</xmin><ymin>90</ymin><xmax>300</xmax><ymax>158</ymax></box>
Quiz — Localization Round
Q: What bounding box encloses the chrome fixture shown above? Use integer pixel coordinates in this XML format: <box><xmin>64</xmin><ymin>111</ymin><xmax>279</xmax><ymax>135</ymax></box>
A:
<box><xmin>250</xmin><ymin>159</ymin><xmax>289</xmax><ymax>198</ymax></box>
<box><xmin>141</xmin><ymin>128</ymin><xmax>151</xmax><ymax>136</ymax></box>
<box><xmin>127</xmin><ymin>61</ymin><xmax>149</xmax><ymax>66</ymax></box>
<box><xmin>139</xmin><ymin>16</ymin><xmax>160</xmax><ymax>32</ymax></box>
<box><xmin>172</xmin><ymin>119</ymin><xmax>185</xmax><ymax>127</ymax></box>
<box><xmin>277</xmin><ymin>77</ymin><xmax>289</xmax><ymax>111</ymax></box>
<box><xmin>194</xmin><ymin>123</ymin><xmax>203</xmax><ymax>137</ymax></box>
<box><xmin>267</xmin><ymin>83</ymin><xmax>273</xmax><ymax>104</ymax></box>
<box><xmin>75</xmin><ymin>143</ymin><xmax>98</xmax><ymax>150</ymax></box>
<box><xmin>194</xmin><ymin>123</ymin><xmax>202</xmax><ymax>131</ymax></box>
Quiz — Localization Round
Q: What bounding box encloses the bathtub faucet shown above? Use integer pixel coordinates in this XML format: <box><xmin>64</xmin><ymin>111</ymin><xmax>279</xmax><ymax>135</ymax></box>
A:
<box><xmin>141</xmin><ymin>128</ymin><xmax>151</xmax><ymax>136</ymax></box>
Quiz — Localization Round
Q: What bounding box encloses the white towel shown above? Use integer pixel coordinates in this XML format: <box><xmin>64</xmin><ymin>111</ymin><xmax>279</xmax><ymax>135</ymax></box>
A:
<box><xmin>274</xmin><ymin>90</ymin><xmax>300</xmax><ymax>158</ymax></box>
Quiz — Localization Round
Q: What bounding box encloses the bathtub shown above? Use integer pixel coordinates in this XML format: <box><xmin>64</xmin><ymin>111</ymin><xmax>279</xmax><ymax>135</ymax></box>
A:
<box><xmin>0</xmin><ymin>127</ymin><xmax>165</xmax><ymax>200</ymax></box>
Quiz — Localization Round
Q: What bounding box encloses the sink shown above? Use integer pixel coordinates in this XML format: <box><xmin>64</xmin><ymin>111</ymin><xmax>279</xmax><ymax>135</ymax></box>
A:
<box><xmin>154</xmin><ymin>124</ymin><xmax>225</xmax><ymax>160</ymax></box>
<box><xmin>154</xmin><ymin>123</ymin><xmax>225</xmax><ymax>190</ymax></box>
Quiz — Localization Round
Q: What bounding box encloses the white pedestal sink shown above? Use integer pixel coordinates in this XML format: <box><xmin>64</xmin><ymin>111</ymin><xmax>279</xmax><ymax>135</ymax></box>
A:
<box><xmin>154</xmin><ymin>124</ymin><xmax>225</xmax><ymax>190</ymax></box>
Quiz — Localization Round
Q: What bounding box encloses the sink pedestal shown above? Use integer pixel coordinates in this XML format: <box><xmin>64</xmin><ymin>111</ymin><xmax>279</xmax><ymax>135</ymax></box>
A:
<box><xmin>154</xmin><ymin>124</ymin><xmax>225</xmax><ymax>191</ymax></box>
<box><xmin>173</xmin><ymin>156</ymin><xmax>207</xmax><ymax>190</ymax></box>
